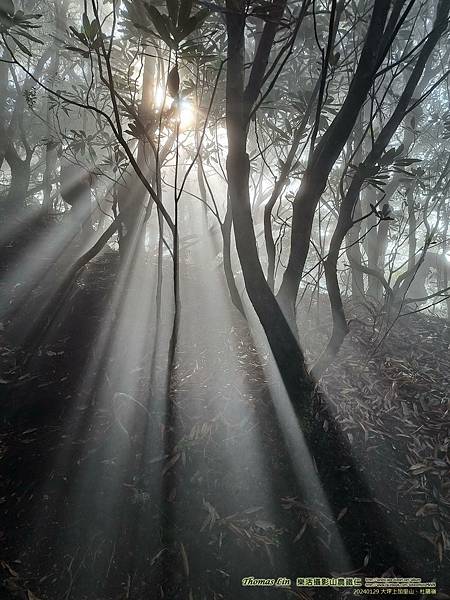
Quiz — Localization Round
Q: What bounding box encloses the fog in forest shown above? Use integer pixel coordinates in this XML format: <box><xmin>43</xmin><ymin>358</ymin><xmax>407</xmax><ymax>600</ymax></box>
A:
<box><xmin>0</xmin><ymin>0</ymin><xmax>450</xmax><ymax>598</ymax></box>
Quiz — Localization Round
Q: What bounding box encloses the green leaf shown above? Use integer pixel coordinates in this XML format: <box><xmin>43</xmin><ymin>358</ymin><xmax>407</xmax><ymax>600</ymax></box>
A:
<box><xmin>17</xmin><ymin>28</ymin><xmax>43</xmax><ymax>44</ymax></box>
<box><xmin>394</xmin><ymin>158</ymin><xmax>421</xmax><ymax>167</ymax></box>
<box><xmin>123</xmin><ymin>0</ymin><xmax>148</xmax><ymax>26</ymax></box>
<box><xmin>70</xmin><ymin>25</ymin><xmax>88</xmax><ymax>46</ymax></box>
<box><xmin>0</xmin><ymin>12</ymin><xmax>13</xmax><ymax>27</ymax></box>
<box><xmin>0</xmin><ymin>0</ymin><xmax>14</xmax><ymax>17</ymax></box>
<box><xmin>177</xmin><ymin>8</ymin><xmax>208</xmax><ymax>41</ymax></box>
<box><xmin>90</xmin><ymin>18</ymin><xmax>100</xmax><ymax>39</ymax></box>
<box><xmin>166</xmin><ymin>0</ymin><xmax>178</xmax><ymax>25</ymax></box>
<box><xmin>178</xmin><ymin>0</ymin><xmax>193</xmax><ymax>26</ymax></box>
<box><xmin>379</xmin><ymin>148</ymin><xmax>396</xmax><ymax>166</ymax></box>
<box><xmin>146</xmin><ymin>4</ymin><xmax>175</xmax><ymax>48</ymax></box>
<box><xmin>82</xmin><ymin>11</ymin><xmax>90</xmax><ymax>35</ymax></box>
<box><xmin>10</xmin><ymin>34</ymin><xmax>31</xmax><ymax>56</ymax></box>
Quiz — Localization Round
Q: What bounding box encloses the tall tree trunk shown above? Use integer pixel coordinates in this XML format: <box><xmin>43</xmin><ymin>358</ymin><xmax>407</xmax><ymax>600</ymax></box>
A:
<box><xmin>0</xmin><ymin>50</ymin><xmax>11</xmax><ymax>169</ymax></box>
<box><xmin>221</xmin><ymin>205</ymin><xmax>245</xmax><ymax>315</ymax></box>
<box><xmin>225</xmin><ymin>5</ymin><xmax>407</xmax><ymax>573</ymax></box>
<box><xmin>406</xmin><ymin>183</ymin><xmax>417</xmax><ymax>272</ymax></box>
<box><xmin>365</xmin><ymin>189</ymin><xmax>383</xmax><ymax>301</ymax></box>
<box><xmin>346</xmin><ymin>116</ymin><xmax>365</xmax><ymax>302</ymax></box>
<box><xmin>42</xmin><ymin>0</ymin><xmax>64</xmax><ymax>216</ymax></box>
<box><xmin>277</xmin><ymin>0</ymin><xmax>393</xmax><ymax>323</ymax></box>
<box><xmin>346</xmin><ymin>200</ymin><xmax>365</xmax><ymax>301</ymax></box>
<box><xmin>42</xmin><ymin>141</ymin><xmax>58</xmax><ymax>216</ymax></box>
<box><xmin>196</xmin><ymin>151</ymin><xmax>245</xmax><ymax>314</ymax></box>
<box><xmin>5</xmin><ymin>154</ymin><xmax>31</xmax><ymax>210</ymax></box>
<box><xmin>225</xmin><ymin>0</ymin><xmax>314</xmax><ymax>428</ymax></box>
<box><xmin>442</xmin><ymin>205</ymin><xmax>450</xmax><ymax>320</ymax></box>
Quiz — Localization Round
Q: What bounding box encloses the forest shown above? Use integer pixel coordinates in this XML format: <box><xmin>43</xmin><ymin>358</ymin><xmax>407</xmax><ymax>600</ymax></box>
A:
<box><xmin>0</xmin><ymin>0</ymin><xmax>450</xmax><ymax>598</ymax></box>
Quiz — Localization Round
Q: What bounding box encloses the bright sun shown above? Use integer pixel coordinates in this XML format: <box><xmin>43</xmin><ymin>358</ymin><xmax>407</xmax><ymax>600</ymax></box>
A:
<box><xmin>153</xmin><ymin>85</ymin><xmax>195</xmax><ymax>129</ymax></box>
<box><xmin>179</xmin><ymin>100</ymin><xmax>195</xmax><ymax>129</ymax></box>
<box><xmin>154</xmin><ymin>85</ymin><xmax>170</xmax><ymax>110</ymax></box>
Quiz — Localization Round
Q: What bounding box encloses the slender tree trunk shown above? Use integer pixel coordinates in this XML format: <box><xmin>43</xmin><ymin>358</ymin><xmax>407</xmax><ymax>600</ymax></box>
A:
<box><xmin>221</xmin><ymin>207</ymin><xmax>245</xmax><ymax>315</ymax></box>
<box><xmin>346</xmin><ymin>201</ymin><xmax>365</xmax><ymax>301</ymax></box>
<box><xmin>118</xmin><ymin>54</ymin><xmax>156</xmax><ymax>258</ymax></box>
<box><xmin>277</xmin><ymin>0</ymin><xmax>392</xmax><ymax>323</ymax></box>
<box><xmin>365</xmin><ymin>202</ymin><xmax>383</xmax><ymax>301</ymax></box>
<box><xmin>5</xmin><ymin>152</ymin><xmax>31</xmax><ymax>210</ymax></box>
<box><xmin>196</xmin><ymin>152</ymin><xmax>245</xmax><ymax>315</ymax></box>
<box><xmin>42</xmin><ymin>1</ymin><xmax>64</xmax><ymax>216</ymax></box>
<box><xmin>407</xmin><ymin>184</ymin><xmax>417</xmax><ymax>272</ymax></box>
<box><xmin>314</xmin><ymin>0</ymin><xmax>450</xmax><ymax>376</ymax></box>
<box><xmin>0</xmin><ymin>51</ymin><xmax>10</xmax><ymax>169</ymax></box>
<box><xmin>441</xmin><ymin>205</ymin><xmax>450</xmax><ymax>320</ymax></box>
<box><xmin>42</xmin><ymin>142</ymin><xmax>58</xmax><ymax>216</ymax></box>
<box><xmin>225</xmin><ymin>0</ymin><xmax>314</xmax><ymax>430</ymax></box>
<box><xmin>346</xmin><ymin>118</ymin><xmax>365</xmax><ymax>302</ymax></box>
<box><xmin>441</xmin><ymin>206</ymin><xmax>450</xmax><ymax>321</ymax></box>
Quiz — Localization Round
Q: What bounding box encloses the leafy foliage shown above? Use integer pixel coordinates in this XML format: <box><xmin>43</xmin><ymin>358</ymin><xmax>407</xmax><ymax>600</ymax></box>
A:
<box><xmin>0</xmin><ymin>0</ymin><xmax>42</xmax><ymax>55</ymax></box>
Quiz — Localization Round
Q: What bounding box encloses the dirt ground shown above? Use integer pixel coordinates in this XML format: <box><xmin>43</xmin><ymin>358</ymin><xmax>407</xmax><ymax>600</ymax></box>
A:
<box><xmin>1</xmin><ymin>223</ymin><xmax>450</xmax><ymax>600</ymax></box>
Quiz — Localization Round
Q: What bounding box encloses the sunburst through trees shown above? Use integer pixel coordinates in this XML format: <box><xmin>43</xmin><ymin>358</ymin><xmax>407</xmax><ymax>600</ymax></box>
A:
<box><xmin>1</xmin><ymin>0</ymin><xmax>450</xmax><ymax>598</ymax></box>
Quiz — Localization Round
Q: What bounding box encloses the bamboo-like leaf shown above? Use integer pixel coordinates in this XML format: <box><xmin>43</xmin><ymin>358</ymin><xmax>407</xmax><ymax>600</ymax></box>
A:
<box><xmin>177</xmin><ymin>9</ymin><xmax>208</xmax><ymax>41</ymax></box>
<box><xmin>166</xmin><ymin>0</ymin><xmax>178</xmax><ymax>25</ymax></box>
<box><xmin>90</xmin><ymin>18</ymin><xmax>100</xmax><ymax>39</ymax></box>
<box><xmin>178</xmin><ymin>0</ymin><xmax>193</xmax><ymax>26</ymax></box>
<box><xmin>82</xmin><ymin>12</ymin><xmax>90</xmax><ymax>37</ymax></box>
<box><xmin>0</xmin><ymin>0</ymin><xmax>14</xmax><ymax>16</ymax></box>
<box><xmin>146</xmin><ymin>4</ymin><xmax>174</xmax><ymax>48</ymax></box>
<box><xmin>14</xmin><ymin>28</ymin><xmax>42</xmax><ymax>43</ymax></box>
<box><xmin>10</xmin><ymin>34</ymin><xmax>32</xmax><ymax>55</ymax></box>
<box><xmin>293</xmin><ymin>521</ymin><xmax>308</xmax><ymax>542</ymax></box>
<box><xmin>337</xmin><ymin>507</ymin><xmax>348</xmax><ymax>521</ymax></box>
<box><xmin>179</xmin><ymin>542</ymin><xmax>189</xmax><ymax>577</ymax></box>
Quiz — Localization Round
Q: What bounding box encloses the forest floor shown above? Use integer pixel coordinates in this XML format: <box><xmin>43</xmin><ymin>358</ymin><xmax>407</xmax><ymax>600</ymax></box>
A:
<box><xmin>0</xmin><ymin>221</ymin><xmax>450</xmax><ymax>600</ymax></box>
